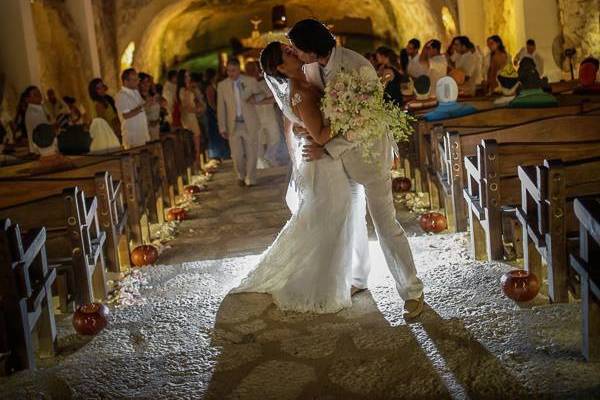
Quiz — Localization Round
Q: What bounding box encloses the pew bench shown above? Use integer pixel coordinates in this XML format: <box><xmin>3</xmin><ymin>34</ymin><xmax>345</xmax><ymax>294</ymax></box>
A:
<box><xmin>435</xmin><ymin>115</ymin><xmax>600</xmax><ymax>232</ymax></box>
<box><xmin>0</xmin><ymin>171</ymin><xmax>130</xmax><ymax>274</ymax></box>
<box><xmin>569</xmin><ymin>197</ymin><xmax>600</xmax><ymax>361</ymax></box>
<box><xmin>463</xmin><ymin>139</ymin><xmax>600</xmax><ymax>263</ymax></box>
<box><xmin>0</xmin><ymin>187</ymin><xmax>108</xmax><ymax>312</ymax></box>
<box><xmin>0</xmin><ymin>219</ymin><xmax>57</xmax><ymax>375</ymax></box>
<box><xmin>517</xmin><ymin>158</ymin><xmax>600</xmax><ymax>303</ymax></box>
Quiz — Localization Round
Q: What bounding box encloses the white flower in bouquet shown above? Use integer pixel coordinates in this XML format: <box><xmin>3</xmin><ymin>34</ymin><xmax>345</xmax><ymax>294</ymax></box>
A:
<box><xmin>322</xmin><ymin>66</ymin><xmax>415</xmax><ymax>162</ymax></box>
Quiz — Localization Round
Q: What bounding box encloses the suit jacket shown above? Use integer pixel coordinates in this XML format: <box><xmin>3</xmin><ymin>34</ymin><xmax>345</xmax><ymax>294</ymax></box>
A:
<box><xmin>217</xmin><ymin>75</ymin><xmax>260</xmax><ymax>136</ymax></box>
<box><xmin>303</xmin><ymin>46</ymin><xmax>382</xmax><ymax>159</ymax></box>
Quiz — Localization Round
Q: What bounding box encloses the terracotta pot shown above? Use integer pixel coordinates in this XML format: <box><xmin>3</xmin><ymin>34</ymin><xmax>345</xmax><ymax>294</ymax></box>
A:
<box><xmin>167</xmin><ymin>207</ymin><xmax>187</xmax><ymax>222</ymax></box>
<box><xmin>72</xmin><ymin>303</ymin><xmax>109</xmax><ymax>336</ymax></box>
<box><xmin>501</xmin><ymin>270</ymin><xmax>540</xmax><ymax>302</ymax></box>
<box><xmin>392</xmin><ymin>177</ymin><xmax>412</xmax><ymax>193</ymax></box>
<box><xmin>419</xmin><ymin>212</ymin><xmax>448</xmax><ymax>233</ymax></box>
<box><xmin>184</xmin><ymin>185</ymin><xmax>206</xmax><ymax>198</ymax></box>
<box><xmin>131</xmin><ymin>245</ymin><xmax>159</xmax><ymax>267</ymax></box>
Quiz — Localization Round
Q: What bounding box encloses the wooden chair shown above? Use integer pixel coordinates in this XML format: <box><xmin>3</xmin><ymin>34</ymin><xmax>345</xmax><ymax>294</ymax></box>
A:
<box><xmin>0</xmin><ymin>171</ymin><xmax>130</xmax><ymax>274</ymax></box>
<box><xmin>0</xmin><ymin>187</ymin><xmax>108</xmax><ymax>312</ymax></box>
<box><xmin>517</xmin><ymin>158</ymin><xmax>600</xmax><ymax>302</ymax></box>
<box><xmin>463</xmin><ymin>140</ymin><xmax>600</xmax><ymax>262</ymax></box>
<box><xmin>0</xmin><ymin>219</ymin><xmax>57</xmax><ymax>375</ymax></box>
<box><xmin>569</xmin><ymin>197</ymin><xmax>600</xmax><ymax>361</ymax></box>
<box><xmin>435</xmin><ymin>115</ymin><xmax>600</xmax><ymax>232</ymax></box>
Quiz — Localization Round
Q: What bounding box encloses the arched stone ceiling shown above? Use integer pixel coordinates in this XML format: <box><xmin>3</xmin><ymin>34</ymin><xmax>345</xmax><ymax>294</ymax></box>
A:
<box><xmin>115</xmin><ymin>0</ymin><xmax>458</xmax><ymax>77</ymax></box>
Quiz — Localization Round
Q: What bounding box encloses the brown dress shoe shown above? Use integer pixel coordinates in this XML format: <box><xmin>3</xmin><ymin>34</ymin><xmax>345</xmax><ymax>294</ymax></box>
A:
<box><xmin>351</xmin><ymin>286</ymin><xmax>367</xmax><ymax>296</ymax></box>
<box><xmin>237</xmin><ymin>179</ymin><xmax>245</xmax><ymax>187</ymax></box>
<box><xmin>403</xmin><ymin>293</ymin><xmax>424</xmax><ymax>319</ymax></box>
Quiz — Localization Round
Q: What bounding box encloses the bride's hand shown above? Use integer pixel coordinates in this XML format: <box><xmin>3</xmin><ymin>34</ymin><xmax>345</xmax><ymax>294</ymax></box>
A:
<box><xmin>302</xmin><ymin>141</ymin><xmax>325</xmax><ymax>161</ymax></box>
<box><xmin>293</xmin><ymin>125</ymin><xmax>309</xmax><ymax>137</ymax></box>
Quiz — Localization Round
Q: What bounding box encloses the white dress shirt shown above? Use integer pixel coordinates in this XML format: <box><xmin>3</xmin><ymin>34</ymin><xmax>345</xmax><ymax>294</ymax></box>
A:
<box><xmin>428</xmin><ymin>54</ymin><xmax>448</xmax><ymax>95</ymax></box>
<box><xmin>456</xmin><ymin>52</ymin><xmax>480</xmax><ymax>96</ymax></box>
<box><xmin>25</xmin><ymin>103</ymin><xmax>49</xmax><ymax>154</ymax></box>
<box><xmin>115</xmin><ymin>86</ymin><xmax>150</xmax><ymax>149</ymax></box>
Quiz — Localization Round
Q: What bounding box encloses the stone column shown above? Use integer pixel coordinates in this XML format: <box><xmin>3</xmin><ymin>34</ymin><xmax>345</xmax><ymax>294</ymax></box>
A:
<box><xmin>0</xmin><ymin>0</ymin><xmax>41</xmax><ymax>104</ymax></box>
<box><xmin>65</xmin><ymin>0</ymin><xmax>101</xmax><ymax>77</ymax></box>
<box><xmin>457</xmin><ymin>0</ymin><xmax>486</xmax><ymax>48</ymax></box>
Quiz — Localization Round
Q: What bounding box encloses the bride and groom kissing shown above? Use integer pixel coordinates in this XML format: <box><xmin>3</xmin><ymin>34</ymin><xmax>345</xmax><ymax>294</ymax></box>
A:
<box><xmin>233</xmin><ymin>19</ymin><xmax>424</xmax><ymax>319</ymax></box>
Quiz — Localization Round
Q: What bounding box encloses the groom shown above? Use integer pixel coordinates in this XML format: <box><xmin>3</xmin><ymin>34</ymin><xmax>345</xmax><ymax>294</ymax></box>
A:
<box><xmin>287</xmin><ymin>19</ymin><xmax>425</xmax><ymax>318</ymax></box>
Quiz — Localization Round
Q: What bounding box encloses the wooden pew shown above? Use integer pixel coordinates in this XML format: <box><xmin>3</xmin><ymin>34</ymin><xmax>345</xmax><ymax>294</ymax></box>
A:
<box><xmin>0</xmin><ymin>219</ymin><xmax>57</xmax><ymax>374</ymax></box>
<box><xmin>517</xmin><ymin>157</ymin><xmax>600</xmax><ymax>302</ymax></box>
<box><xmin>435</xmin><ymin>115</ymin><xmax>600</xmax><ymax>232</ymax></box>
<box><xmin>0</xmin><ymin>155</ymin><xmax>149</xmax><ymax>246</ymax></box>
<box><xmin>0</xmin><ymin>187</ymin><xmax>108</xmax><ymax>312</ymax></box>
<box><xmin>67</xmin><ymin>141</ymin><xmax>166</xmax><ymax>224</ymax></box>
<box><xmin>569</xmin><ymin>197</ymin><xmax>600</xmax><ymax>361</ymax></box>
<box><xmin>413</xmin><ymin>102</ymin><xmax>600</xmax><ymax>197</ymax></box>
<box><xmin>462</xmin><ymin>140</ymin><xmax>600</xmax><ymax>263</ymax></box>
<box><xmin>0</xmin><ymin>172</ymin><xmax>130</xmax><ymax>274</ymax></box>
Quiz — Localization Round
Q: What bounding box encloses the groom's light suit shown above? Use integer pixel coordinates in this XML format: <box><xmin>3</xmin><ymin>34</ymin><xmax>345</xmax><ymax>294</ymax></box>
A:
<box><xmin>304</xmin><ymin>46</ymin><xmax>424</xmax><ymax>301</ymax></box>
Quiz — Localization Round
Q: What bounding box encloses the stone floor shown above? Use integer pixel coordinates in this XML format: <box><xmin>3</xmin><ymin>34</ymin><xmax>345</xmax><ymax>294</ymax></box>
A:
<box><xmin>1</xmin><ymin>161</ymin><xmax>600</xmax><ymax>400</ymax></box>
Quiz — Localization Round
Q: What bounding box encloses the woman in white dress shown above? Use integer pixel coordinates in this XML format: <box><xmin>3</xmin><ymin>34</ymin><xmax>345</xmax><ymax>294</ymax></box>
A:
<box><xmin>232</xmin><ymin>42</ymin><xmax>369</xmax><ymax>314</ymax></box>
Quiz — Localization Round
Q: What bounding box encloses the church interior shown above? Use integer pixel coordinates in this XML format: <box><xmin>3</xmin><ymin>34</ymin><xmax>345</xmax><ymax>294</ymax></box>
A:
<box><xmin>1</xmin><ymin>0</ymin><xmax>600</xmax><ymax>398</ymax></box>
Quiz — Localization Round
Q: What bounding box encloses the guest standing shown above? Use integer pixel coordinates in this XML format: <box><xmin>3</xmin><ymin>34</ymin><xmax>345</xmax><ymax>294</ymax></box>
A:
<box><xmin>43</xmin><ymin>89</ymin><xmax>68</xmax><ymax>123</ymax></box>
<box><xmin>115</xmin><ymin>68</ymin><xmax>150</xmax><ymax>149</ymax></box>
<box><xmin>513</xmin><ymin>39</ymin><xmax>544</xmax><ymax>77</ymax></box>
<box><xmin>139</xmin><ymin>72</ymin><xmax>161</xmax><ymax>141</ymax></box>
<box><xmin>452</xmin><ymin>36</ymin><xmax>481</xmax><ymax>97</ymax></box>
<box><xmin>204</xmin><ymin>68</ymin><xmax>230</xmax><ymax>161</ymax></box>
<box><xmin>23</xmin><ymin>86</ymin><xmax>49</xmax><ymax>154</ymax></box>
<box><xmin>375</xmin><ymin>46</ymin><xmax>404</xmax><ymax>106</ymax></box>
<box><xmin>177</xmin><ymin>69</ymin><xmax>205</xmax><ymax>164</ymax></box>
<box><xmin>162</xmin><ymin>70</ymin><xmax>178</xmax><ymax>125</ymax></box>
<box><xmin>217</xmin><ymin>59</ymin><xmax>260</xmax><ymax>187</ymax></box>
<box><xmin>484</xmin><ymin>35</ymin><xmax>509</xmax><ymax>94</ymax></box>
<box><xmin>88</xmin><ymin>78</ymin><xmax>121</xmax><ymax>141</ymax></box>
<box><xmin>423</xmin><ymin>39</ymin><xmax>448</xmax><ymax>95</ymax></box>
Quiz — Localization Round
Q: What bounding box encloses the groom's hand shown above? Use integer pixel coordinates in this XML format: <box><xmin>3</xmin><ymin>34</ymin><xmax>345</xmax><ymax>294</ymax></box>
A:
<box><xmin>302</xmin><ymin>142</ymin><xmax>325</xmax><ymax>161</ymax></box>
<box><xmin>293</xmin><ymin>125</ymin><xmax>309</xmax><ymax>137</ymax></box>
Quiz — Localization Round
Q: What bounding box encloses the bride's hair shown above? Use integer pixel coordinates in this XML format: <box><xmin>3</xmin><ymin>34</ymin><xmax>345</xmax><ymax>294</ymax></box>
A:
<box><xmin>260</xmin><ymin>42</ymin><xmax>286</xmax><ymax>81</ymax></box>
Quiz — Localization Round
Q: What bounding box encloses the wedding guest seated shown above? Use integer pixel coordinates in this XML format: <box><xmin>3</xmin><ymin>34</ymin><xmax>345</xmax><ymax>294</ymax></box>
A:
<box><xmin>57</xmin><ymin>123</ymin><xmax>92</xmax><ymax>155</ymax></box>
<box><xmin>493</xmin><ymin>64</ymin><xmax>520</xmax><ymax>106</ymax></box>
<box><xmin>509</xmin><ymin>58</ymin><xmax>558</xmax><ymax>108</ymax></box>
<box><xmin>89</xmin><ymin>118</ymin><xmax>121</xmax><ymax>153</ymax></box>
<box><xmin>405</xmin><ymin>75</ymin><xmax>438</xmax><ymax>111</ymax></box>
<box><xmin>23</xmin><ymin>86</ymin><xmax>49</xmax><ymax>155</ymax></box>
<box><xmin>29</xmin><ymin>123</ymin><xmax>75</xmax><ymax>174</ymax></box>
<box><xmin>574</xmin><ymin>57</ymin><xmax>600</xmax><ymax>95</ymax></box>
<box><xmin>424</xmin><ymin>77</ymin><xmax>477</xmax><ymax>121</ymax></box>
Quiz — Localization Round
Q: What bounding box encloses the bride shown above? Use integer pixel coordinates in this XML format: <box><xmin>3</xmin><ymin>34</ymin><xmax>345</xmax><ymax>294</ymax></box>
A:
<box><xmin>232</xmin><ymin>41</ymin><xmax>369</xmax><ymax>314</ymax></box>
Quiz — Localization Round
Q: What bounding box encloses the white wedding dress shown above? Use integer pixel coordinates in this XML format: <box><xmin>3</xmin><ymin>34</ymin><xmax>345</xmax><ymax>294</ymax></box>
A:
<box><xmin>232</xmin><ymin>82</ymin><xmax>369</xmax><ymax>314</ymax></box>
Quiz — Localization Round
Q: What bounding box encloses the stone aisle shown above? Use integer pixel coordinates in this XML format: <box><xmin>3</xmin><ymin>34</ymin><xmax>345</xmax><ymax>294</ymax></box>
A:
<box><xmin>1</xmin><ymin>161</ymin><xmax>600</xmax><ymax>400</ymax></box>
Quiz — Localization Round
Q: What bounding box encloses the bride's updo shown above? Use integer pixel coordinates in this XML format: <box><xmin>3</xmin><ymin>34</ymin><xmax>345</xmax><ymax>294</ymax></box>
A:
<box><xmin>260</xmin><ymin>42</ymin><xmax>286</xmax><ymax>81</ymax></box>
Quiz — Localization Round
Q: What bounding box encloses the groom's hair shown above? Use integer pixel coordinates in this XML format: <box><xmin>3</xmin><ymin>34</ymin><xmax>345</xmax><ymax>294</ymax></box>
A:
<box><xmin>287</xmin><ymin>19</ymin><xmax>336</xmax><ymax>58</ymax></box>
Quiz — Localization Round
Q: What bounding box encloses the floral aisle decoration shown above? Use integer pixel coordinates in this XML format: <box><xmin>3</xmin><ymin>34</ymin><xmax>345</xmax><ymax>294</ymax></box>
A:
<box><xmin>322</xmin><ymin>66</ymin><xmax>415</xmax><ymax>161</ymax></box>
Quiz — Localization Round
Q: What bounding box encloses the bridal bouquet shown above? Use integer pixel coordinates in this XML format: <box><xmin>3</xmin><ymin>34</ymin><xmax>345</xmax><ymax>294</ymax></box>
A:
<box><xmin>322</xmin><ymin>66</ymin><xmax>415</xmax><ymax>161</ymax></box>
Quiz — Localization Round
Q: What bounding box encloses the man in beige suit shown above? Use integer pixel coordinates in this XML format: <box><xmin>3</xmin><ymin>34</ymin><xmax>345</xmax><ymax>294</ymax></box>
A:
<box><xmin>217</xmin><ymin>59</ymin><xmax>261</xmax><ymax>187</ymax></box>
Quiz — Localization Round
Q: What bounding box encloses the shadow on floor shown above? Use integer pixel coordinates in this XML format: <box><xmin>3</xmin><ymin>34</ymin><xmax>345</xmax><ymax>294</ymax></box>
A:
<box><xmin>202</xmin><ymin>290</ymin><xmax>530</xmax><ymax>399</ymax></box>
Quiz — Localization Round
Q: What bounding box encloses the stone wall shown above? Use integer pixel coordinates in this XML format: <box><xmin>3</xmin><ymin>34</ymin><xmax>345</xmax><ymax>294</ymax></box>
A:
<box><xmin>557</xmin><ymin>0</ymin><xmax>600</xmax><ymax>60</ymax></box>
<box><xmin>30</xmin><ymin>0</ymin><xmax>91</xmax><ymax>110</ymax></box>
<box><xmin>92</xmin><ymin>0</ymin><xmax>119</xmax><ymax>91</ymax></box>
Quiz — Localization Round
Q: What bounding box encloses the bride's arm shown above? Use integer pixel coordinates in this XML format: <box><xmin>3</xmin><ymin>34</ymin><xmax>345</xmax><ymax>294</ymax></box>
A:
<box><xmin>283</xmin><ymin>117</ymin><xmax>296</xmax><ymax>160</ymax></box>
<box><xmin>295</xmin><ymin>88</ymin><xmax>331</xmax><ymax>146</ymax></box>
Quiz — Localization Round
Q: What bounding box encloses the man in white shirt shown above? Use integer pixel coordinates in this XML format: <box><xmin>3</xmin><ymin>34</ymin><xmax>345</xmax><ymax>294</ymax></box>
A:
<box><xmin>424</xmin><ymin>39</ymin><xmax>448</xmax><ymax>95</ymax></box>
<box><xmin>162</xmin><ymin>70</ymin><xmax>177</xmax><ymax>124</ymax></box>
<box><xmin>23</xmin><ymin>86</ymin><xmax>49</xmax><ymax>154</ymax></box>
<box><xmin>514</xmin><ymin>39</ymin><xmax>544</xmax><ymax>77</ymax></box>
<box><xmin>406</xmin><ymin>38</ymin><xmax>430</xmax><ymax>79</ymax></box>
<box><xmin>115</xmin><ymin>68</ymin><xmax>150</xmax><ymax>149</ymax></box>
<box><xmin>452</xmin><ymin>36</ymin><xmax>480</xmax><ymax>96</ymax></box>
<box><xmin>43</xmin><ymin>88</ymin><xmax>68</xmax><ymax>123</ymax></box>
<box><xmin>217</xmin><ymin>59</ymin><xmax>261</xmax><ymax>187</ymax></box>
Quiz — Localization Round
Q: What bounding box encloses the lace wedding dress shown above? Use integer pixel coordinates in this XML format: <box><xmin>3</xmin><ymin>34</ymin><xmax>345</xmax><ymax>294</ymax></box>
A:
<box><xmin>232</xmin><ymin>80</ymin><xmax>369</xmax><ymax>314</ymax></box>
